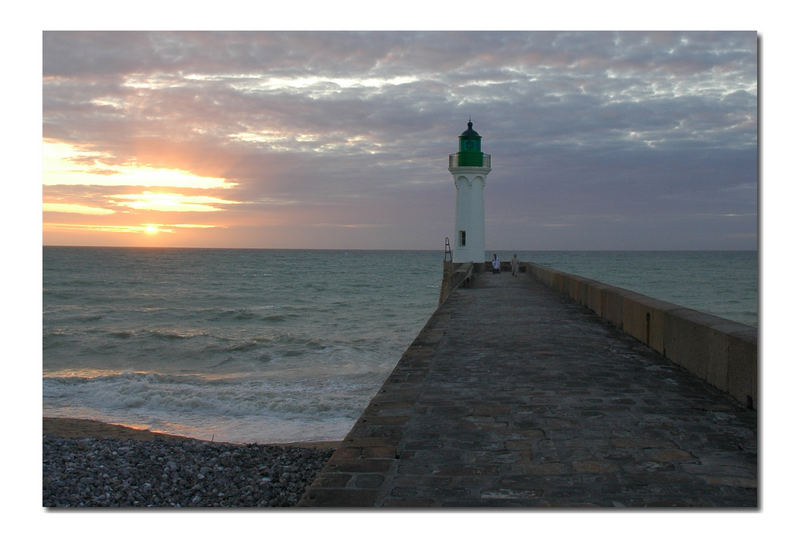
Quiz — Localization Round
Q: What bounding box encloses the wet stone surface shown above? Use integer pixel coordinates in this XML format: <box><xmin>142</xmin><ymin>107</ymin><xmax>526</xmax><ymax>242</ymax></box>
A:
<box><xmin>300</xmin><ymin>271</ymin><xmax>757</xmax><ymax>508</ymax></box>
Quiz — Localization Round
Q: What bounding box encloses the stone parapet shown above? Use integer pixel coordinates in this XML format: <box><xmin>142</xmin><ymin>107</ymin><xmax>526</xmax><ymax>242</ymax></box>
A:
<box><xmin>522</xmin><ymin>262</ymin><xmax>757</xmax><ymax>409</ymax></box>
<box><xmin>438</xmin><ymin>262</ymin><xmax>475</xmax><ymax>305</ymax></box>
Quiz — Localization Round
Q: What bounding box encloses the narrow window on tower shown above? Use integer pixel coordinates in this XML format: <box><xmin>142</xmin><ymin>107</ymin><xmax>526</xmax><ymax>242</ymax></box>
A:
<box><xmin>459</xmin><ymin>230</ymin><xmax>466</xmax><ymax>246</ymax></box>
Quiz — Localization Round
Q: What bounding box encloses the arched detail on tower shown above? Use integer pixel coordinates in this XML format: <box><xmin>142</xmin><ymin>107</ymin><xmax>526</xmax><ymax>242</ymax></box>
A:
<box><xmin>455</xmin><ymin>175</ymin><xmax>486</xmax><ymax>187</ymax></box>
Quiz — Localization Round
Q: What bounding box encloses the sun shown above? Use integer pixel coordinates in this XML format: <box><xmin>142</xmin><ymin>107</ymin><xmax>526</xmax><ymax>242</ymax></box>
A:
<box><xmin>143</xmin><ymin>224</ymin><xmax>160</xmax><ymax>235</ymax></box>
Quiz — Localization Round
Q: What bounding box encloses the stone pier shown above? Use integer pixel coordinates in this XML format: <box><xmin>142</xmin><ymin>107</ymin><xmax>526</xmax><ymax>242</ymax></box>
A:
<box><xmin>299</xmin><ymin>270</ymin><xmax>757</xmax><ymax>507</ymax></box>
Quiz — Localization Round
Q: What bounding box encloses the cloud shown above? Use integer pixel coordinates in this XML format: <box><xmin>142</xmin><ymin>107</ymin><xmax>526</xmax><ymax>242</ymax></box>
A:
<box><xmin>42</xmin><ymin>31</ymin><xmax>757</xmax><ymax>249</ymax></box>
<box><xmin>42</xmin><ymin>203</ymin><xmax>116</xmax><ymax>216</ymax></box>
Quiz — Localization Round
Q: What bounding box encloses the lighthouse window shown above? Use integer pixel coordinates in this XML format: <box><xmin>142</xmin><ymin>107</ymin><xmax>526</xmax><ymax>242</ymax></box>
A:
<box><xmin>459</xmin><ymin>230</ymin><xmax>466</xmax><ymax>246</ymax></box>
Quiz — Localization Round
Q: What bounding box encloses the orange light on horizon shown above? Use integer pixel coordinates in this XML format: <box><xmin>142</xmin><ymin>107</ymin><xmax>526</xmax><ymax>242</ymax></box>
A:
<box><xmin>43</xmin><ymin>222</ymin><xmax>218</xmax><ymax>235</ymax></box>
<box><xmin>43</xmin><ymin>223</ymin><xmax>173</xmax><ymax>234</ymax></box>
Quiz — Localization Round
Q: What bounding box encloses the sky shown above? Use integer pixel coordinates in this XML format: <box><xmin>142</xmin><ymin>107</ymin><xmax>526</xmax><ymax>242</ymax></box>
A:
<box><xmin>41</xmin><ymin>30</ymin><xmax>758</xmax><ymax>250</ymax></box>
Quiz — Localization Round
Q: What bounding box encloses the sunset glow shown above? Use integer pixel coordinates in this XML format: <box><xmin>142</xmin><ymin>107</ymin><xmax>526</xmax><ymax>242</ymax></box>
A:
<box><xmin>43</xmin><ymin>141</ymin><xmax>235</xmax><ymax>190</ymax></box>
<box><xmin>42</xmin><ymin>203</ymin><xmax>116</xmax><ymax>216</ymax></box>
<box><xmin>107</xmin><ymin>192</ymin><xmax>240</xmax><ymax>213</ymax></box>
<box><xmin>44</xmin><ymin>223</ymin><xmax>173</xmax><ymax>234</ymax></box>
<box><xmin>42</xmin><ymin>136</ymin><xmax>237</xmax><ymax>245</ymax></box>
<box><xmin>44</xmin><ymin>222</ymin><xmax>217</xmax><ymax>234</ymax></box>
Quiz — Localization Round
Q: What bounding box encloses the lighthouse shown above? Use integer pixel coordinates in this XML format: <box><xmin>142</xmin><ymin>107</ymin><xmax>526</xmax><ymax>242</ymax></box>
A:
<box><xmin>448</xmin><ymin>120</ymin><xmax>492</xmax><ymax>263</ymax></box>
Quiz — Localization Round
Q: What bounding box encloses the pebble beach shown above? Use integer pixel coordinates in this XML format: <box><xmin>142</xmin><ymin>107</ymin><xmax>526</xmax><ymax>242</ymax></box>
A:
<box><xmin>42</xmin><ymin>418</ymin><xmax>336</xmax><ymax>507</ymax></box>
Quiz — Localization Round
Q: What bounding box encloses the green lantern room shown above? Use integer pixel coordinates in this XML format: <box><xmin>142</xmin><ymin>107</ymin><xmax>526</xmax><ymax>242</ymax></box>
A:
<box><xmin>457</xmin><ymin>120</ymin><xmax>483</xmax><ymax>166</ymax></box>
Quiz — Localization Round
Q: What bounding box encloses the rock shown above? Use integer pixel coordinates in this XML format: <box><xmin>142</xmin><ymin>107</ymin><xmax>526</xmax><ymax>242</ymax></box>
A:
<box><xmin>42</xmin><ymin>434</ymin><xmax>333</xmax><ymax>507</ymax></box>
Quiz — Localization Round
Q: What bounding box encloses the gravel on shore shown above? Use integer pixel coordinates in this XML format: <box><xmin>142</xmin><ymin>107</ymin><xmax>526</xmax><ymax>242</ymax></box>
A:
<box><xmin>43</xmin><ymin>434</ymin><xmax>334</xmax><ymax>507</ymax></box>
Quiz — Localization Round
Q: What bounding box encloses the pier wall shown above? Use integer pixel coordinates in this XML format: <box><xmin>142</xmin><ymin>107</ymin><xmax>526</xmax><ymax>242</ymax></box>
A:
<box><xmin>521</xmin><ymin>262</ymin><xmax>758</xmax><ymax>409</ymax></box>
<box><xmin>438</xmin><ymin>262</ymin><xmax>475</xmax><ymax>305</ymax></box>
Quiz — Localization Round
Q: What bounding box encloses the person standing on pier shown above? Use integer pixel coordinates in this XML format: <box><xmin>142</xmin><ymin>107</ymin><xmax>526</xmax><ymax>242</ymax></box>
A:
<box><xmin>511</xmin><ymin>253</ymin><xmax>519</xmax><ymax>277</ymax></box>
<box><xmin>492</xmin><ymin>254</ymin><xmax>500</xmax><ymax>274</ymax></box>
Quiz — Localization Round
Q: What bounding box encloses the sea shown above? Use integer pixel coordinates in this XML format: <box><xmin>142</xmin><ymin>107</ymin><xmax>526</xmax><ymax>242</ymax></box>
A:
<box><xmin>43</xmin><ymin>247</ymin><xmax>758</xmax><ymax>444</ymax></box>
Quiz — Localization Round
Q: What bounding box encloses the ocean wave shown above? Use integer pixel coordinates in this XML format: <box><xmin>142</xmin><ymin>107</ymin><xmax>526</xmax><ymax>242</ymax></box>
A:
<box><xmin>146</xmin><ymin>328</ymin><xmax>208</xmax><ymax>340</ymax></box>
<box><xmin>209</xmin><ymin>357</ymin><xmax>238</xmax><ymax>369</ymax></box>
<box><xmin>42</xmin><ymin>328</ymin><xmax>80</xmax><ymax>349</ymax></box>
<box><xmin>249</xmin><ymin>305</ymin><xmax>277</xmax><ymax>311</ymax></box>
<box><xmin>92</xmin><ymin>327</ymin><xmax>218</xmax><ymax>343</ymax></box>
<box><xmin>225</xmin><ymin>340</ymin><xmax>260</xmax><ymax>353</ymax></box>
<box><xmin>42</xmin><ymin>370</ymin><xmax>375</xmax><ymax>419</ymax></box>
<box><xmin>43</xmin><ymin>327</ymin><xmax>72</xmax><ymax>338</ymax></box>
<box><xmin>75</xmin><ymin>314</ymin><xmax>104</xmax><ymax>323</ymax></box>
<box><xmin>43</xmin><ymin>289</ymin><xmax>74</xmax><ymax>300</ymax></box>
<box><xmin>109</xmin><ymin>330</ymin><xmax>134</xmax><ymax>339</ymax></box>
<box><xmin>208</xmin><ymin>306</ymin><xmax>297</xmax><ymax>323</ymax></box>
<box><xmin>45</xmin><ymin>370</ymin><xmax>213</xmax><ymax>385</ymax></box>
<box><xmin>260</xmin><ymin>314</ymin><xmax>288</xmax><ymax>322</ymax></box>
<box><xmin>255</xmin><ymin>352</ymin><xmax>273</xmax><ymax>363</ymax></box>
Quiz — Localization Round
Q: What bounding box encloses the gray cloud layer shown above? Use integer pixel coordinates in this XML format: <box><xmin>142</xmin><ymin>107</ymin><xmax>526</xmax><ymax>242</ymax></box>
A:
<box><xmin>43</xmin><ymin>31</ymin><xmax>757</xmax><ymax>249</ymax></box>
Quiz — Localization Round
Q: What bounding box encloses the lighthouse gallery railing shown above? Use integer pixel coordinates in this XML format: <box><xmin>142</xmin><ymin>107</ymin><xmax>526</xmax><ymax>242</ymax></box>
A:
<box><xmin>448</xmin><ymin>153</ymin><xmax>491</xmax><ymax>169</ymax></box>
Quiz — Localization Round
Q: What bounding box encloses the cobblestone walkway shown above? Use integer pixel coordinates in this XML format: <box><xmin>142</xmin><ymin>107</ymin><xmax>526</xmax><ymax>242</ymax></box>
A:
<box><xmin>300</xmin><ymin>271</ymin><xmax>757</xmax><ymax>507</ymax></box>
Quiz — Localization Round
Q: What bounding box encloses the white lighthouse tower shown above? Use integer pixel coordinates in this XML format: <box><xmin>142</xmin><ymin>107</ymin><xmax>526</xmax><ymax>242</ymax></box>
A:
<box><xmin>448</xmin><ymin>120</ymin><xmax>492</xmax><ymax>263</ymax></box>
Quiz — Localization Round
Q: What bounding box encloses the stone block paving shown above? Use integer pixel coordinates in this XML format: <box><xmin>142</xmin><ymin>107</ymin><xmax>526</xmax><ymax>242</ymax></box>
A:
<box><xmin>299</xmin><ymin>271</ymin><xmax>757</xmax><ymax>507</ymax></box>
